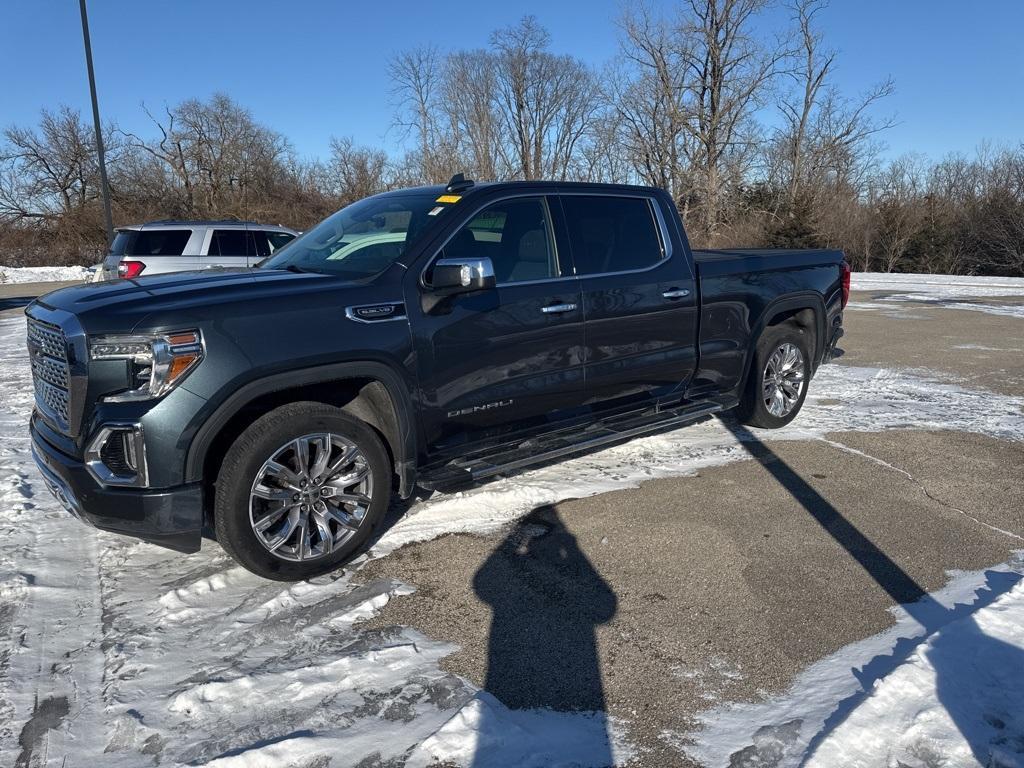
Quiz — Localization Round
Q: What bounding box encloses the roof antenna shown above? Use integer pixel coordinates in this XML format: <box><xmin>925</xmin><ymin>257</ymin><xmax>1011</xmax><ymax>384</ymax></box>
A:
<box><xmin>446</xmin><ymin>173</ymin><xmax>474</xmax><ymax>193</ymax></box>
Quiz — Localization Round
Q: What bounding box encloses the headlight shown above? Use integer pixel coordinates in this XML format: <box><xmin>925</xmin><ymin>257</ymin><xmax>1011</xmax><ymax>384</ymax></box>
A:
<box><xmin>90</xmin><ymin>330</ymin><xmax>204</xmax><ymax>402</ymax></box>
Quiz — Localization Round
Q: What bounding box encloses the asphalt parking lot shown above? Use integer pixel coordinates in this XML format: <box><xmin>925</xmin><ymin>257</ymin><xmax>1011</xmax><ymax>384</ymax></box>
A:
<box><xmin>0</xmin><ymin>281</ymin><xmax>80</xmax><ymax>312</ymax></box>
<box><xmin>361</xmin><ymin>292</ymin><xmax>1024</xmax><ymax>766</ymax></box>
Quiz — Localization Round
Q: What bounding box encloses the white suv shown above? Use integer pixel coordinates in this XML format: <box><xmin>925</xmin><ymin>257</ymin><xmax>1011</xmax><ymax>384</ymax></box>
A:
<box><xmin>98</xmin><ymin>220</ymin><xmax>298</xmax><ymax>280</ymax></box>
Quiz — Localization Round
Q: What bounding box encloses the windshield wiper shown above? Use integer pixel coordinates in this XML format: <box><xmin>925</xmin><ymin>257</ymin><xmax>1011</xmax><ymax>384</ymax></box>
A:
<box><xmin>281</xmin><ymin>264</ymin><xmax>313</xmax><ymax>274</ymax></box>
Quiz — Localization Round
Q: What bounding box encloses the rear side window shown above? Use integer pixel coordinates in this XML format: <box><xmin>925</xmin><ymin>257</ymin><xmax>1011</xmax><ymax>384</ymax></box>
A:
<box><xmin>561</xmin><ymin>196</ymin><xmax>665</xmax><ymax>275</ymax></box>
<box><xmin>109</xmin><ymin>230</ymin><xmax>132</xmax><ymax>256</ymax></box>
<box><xmin>211</xmin><ymin>229</ymin><xmax>250</xmax><ymax>257</ymax></box>
<box><xmin>129</xmin><ymin>229</ymin><xmax>191</xmax><ymax>256</ymax></box>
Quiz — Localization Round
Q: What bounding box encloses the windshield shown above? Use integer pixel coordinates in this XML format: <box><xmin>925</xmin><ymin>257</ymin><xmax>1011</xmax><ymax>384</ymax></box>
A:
<box><xmin>260</xmin><ymin>192</ymin><xmax>449</xmax><ymax>279</ymax></box>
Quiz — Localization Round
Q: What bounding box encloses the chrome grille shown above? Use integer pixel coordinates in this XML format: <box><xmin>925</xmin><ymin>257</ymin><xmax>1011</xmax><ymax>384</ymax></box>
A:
<box><xmin>27</xmin><ymin>318</ymin><xmax>65</xmax><ymax>359</ymax></box>
<box><xmin>30</xmin><ymin>352</ymin><xmax>69</xmax><ymax>388</ymax></box>
<box><xmin>27</xmin><ymin>317</ymin><xmax>71</xmax><ymax>429</ymax></box>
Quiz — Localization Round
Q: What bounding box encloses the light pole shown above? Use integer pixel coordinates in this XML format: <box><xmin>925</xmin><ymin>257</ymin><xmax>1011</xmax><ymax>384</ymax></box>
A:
<box><xmin>79</xmin><ymin>0</ymin><xmax>114</xmax><ymax>247</ymax></box>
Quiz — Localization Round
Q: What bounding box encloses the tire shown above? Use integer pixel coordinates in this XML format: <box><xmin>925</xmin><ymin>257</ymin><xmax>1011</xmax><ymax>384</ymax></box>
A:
<box><xmin>735</xmin><ymin>324</ymin><xmax>811</xmax><ymax>429</ymax></box>
<box><xmin>214</xmin><ymin>401</ymin><xmax>392</xmax><ymax>581</ymax></box>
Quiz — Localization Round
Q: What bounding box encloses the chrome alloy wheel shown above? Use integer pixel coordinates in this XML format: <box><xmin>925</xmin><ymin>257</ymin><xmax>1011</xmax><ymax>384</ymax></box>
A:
<box><xmin>248</xmin><ymin>433</ymin><xmax>373</xmax><ymax>562</ymax></box>
<box><xmin>762</xmin><ymin>342</ymin><xmax>806</xmax><ymax>417</ymax></box>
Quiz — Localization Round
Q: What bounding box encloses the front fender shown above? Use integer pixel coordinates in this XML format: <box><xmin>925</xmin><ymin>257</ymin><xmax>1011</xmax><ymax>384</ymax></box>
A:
<box><xmin>183</xmin><ymin>361</ymin><xmax>418</xmax><ymax>490</ymax></box>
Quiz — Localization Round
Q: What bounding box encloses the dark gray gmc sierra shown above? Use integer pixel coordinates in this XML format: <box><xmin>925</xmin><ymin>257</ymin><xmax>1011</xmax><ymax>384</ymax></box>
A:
<box><xmin>27</xmin><ymin>176</ymin><xmax>848</xmax><ymax>580</ymax></box>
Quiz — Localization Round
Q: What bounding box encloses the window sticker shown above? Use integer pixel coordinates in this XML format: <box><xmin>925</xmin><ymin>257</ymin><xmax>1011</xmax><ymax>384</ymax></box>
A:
<box><xmin>428</xmin><ymin>206</ymin><xmax>445</xmax><ymax>216</ymax></box>
<box><xmin>435</xmin><ymin>194</ymin><xmax>462</xmax><ymax>204</ymax></box>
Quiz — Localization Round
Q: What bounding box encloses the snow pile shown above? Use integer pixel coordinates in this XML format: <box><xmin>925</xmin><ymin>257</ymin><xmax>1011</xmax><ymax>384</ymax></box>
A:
<box><xmin>0</xmin><ymin>265</ymin><xmax>90</xmax><ymax>283</ymax></box>
<box><xmin>852</xmin><ymin>272</ymin><xmax>1024</xmax><ymax>298</ymax></box>
<box><xmin>685</xmin><ymin>557</ymin><xmax>1024</xmax><ymax>768</ymax></box>
<box><xmin>850</xmin><ymin>272</ymin><xmax>1024</xmax><ymax>319</ymax></box>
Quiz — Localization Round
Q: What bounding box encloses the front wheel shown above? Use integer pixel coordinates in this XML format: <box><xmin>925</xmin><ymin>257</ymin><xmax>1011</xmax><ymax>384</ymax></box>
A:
<box><xmin>735</xmin><ymin>325</ymin><xmax>811</xmax><ymax>429</ymax></box>
<box><xmin>214</xmin><ymin>402</ymin><xmax>392</xmax><ymax>580</ymax></box>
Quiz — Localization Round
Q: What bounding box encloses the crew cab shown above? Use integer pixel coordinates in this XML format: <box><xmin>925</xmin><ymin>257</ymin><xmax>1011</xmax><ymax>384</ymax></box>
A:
<box><xmin>26</xmin><ymin>177</ymin><xmax>848</xmax><ymax>580</ymax></box>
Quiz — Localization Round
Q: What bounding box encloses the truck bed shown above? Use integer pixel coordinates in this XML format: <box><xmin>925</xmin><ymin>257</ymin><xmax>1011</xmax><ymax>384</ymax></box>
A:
<box><xmin>693</xmin><ymin>248</ymin><xmax>844</xmax><ymax>277</ymax></box>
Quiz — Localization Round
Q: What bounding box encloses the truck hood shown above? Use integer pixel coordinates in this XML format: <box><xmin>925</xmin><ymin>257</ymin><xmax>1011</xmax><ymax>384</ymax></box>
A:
<box><xmin>31</xmin><ymin>268</ymin><xmax>386</xmax><ymax>335</ymax></box>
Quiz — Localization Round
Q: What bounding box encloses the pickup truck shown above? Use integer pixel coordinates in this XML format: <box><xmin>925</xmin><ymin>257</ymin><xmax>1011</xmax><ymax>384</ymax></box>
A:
<box><xmin>26</xmin><ymin>177</ymin><xmax>848</xmax><ymax>580</ymax></box>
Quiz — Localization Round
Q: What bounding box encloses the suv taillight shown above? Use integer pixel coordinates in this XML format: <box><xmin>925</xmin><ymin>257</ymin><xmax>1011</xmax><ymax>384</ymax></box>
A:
<box><xmin>118</xmin><ymin>260</ymin><xmax>145</xmax><ymax>279</ymax></box>
<box><xmin>840</xmin><ymin>261</ymin><xmax>851</xmax><ymax>309</ymax></box>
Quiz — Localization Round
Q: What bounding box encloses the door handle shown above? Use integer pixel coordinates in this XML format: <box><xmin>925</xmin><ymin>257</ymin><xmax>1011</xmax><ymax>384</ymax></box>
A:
<box><xmin>541</xmin><ymin>302</ymin><xmax>578</xmax><ymax>314</ymax></box>
<box><xmin>662</xmin><ymin>288</ymin><xmax>691</xmax><ymax>299</ymax></box>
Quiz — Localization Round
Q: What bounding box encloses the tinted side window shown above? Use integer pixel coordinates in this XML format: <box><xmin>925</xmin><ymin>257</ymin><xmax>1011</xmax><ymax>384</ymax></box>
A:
<box><xmin>561</xmin><ymin>196</ymin><xmax>664</xmax><ymax>275</ymax></box>
<box><xmin>109</xmin><ymin>230</ymin><xmax>132</xmax><ymax>256</ymax></box>
<box><xmin>211</xmin><ymin>229</ymin><xmax>249</xmax><ymax>257</ymax></box>
<box><xmin>266</xmin><ymin>231</ymin><xmax>294</xmax><ymax>254</ymax></box>
<box><xmin>250</xmin><ymin>231</ymin><xmax>271</xmax><ymax>259</ymax></box>
<box><xmin>129</xmin><ymin>229</ymin><xmax>191</xmax><ymax>256</ymax></box>
<box><xmin>442</xmin><ymin>197</ymin><xmax>559</xmax><ymax>284</ymax></box>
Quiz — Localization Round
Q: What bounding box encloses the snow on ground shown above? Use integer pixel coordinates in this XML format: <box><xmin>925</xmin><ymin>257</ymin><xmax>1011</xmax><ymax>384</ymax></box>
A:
<box><xmin>852</xmin><ymin>272</ymin><xmax>1024</xmax><ymax>298</ymax></box>
<box><xmin>850</xmin><ymin>272</ymin><xmax>1024</xmax><ymax>319</ymax></box>
<box><xmin>1</xmin><ymin>298</ymin><xmax>1023</xmax><ymax>765</ymax></box>
<box><xmin>683</xmin><ymin>556</ymin><xmax>1024</xmax><ymax>768</ymax></box>
<box><xmin>0</xmin><ymin>265</ymin><xmax>90</xmax><ymax>284</ymax></box>
<box><xmin>806</xmin><ymin>574</ymin><xmax>1024</xmax><ymax>768</ymax></box>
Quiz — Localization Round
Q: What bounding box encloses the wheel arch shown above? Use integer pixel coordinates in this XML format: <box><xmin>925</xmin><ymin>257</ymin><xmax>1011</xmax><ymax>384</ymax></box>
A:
<box><xmin>185</xmin><ymin>362</ymin><xmax>418</xmax><ymax>504</ymax></box>
<box><xmin>741</xmin><ymin>293</ymin><xmax>826</xmax><ymax>389</ymax></box>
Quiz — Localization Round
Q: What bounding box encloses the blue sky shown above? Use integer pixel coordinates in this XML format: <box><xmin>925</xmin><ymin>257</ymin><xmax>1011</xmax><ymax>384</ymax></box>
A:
<box><xmin>3</xmin><ymin>0</ymin><xmax>1021</xmax><ymax>163</ymax></box>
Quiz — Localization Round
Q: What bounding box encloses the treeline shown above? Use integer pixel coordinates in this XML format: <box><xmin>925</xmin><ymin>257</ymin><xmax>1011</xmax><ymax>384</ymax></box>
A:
<box><xmin>1</xmin><ymin>0</ymin><xmax>1022</xmax><ymax>275</ymax></box>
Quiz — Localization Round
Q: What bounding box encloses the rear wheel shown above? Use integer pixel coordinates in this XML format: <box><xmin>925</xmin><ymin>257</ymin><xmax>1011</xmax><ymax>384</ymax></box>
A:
<box><xmin>735</xmin><ymin>324</ymin><xmax>810</xmax><ymax>429</ymax></box>
<box><xmin>214</xmin><ymin>402</ymin><xmax>391</xmax><ymax>580</ymax></box>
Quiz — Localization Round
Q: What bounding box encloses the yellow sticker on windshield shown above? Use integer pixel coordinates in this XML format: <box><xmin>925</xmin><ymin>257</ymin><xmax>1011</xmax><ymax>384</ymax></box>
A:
<box><xmin>435</xmin><ymin>194</ymin><xmax>461</xmax><ymax>203</ymax></box>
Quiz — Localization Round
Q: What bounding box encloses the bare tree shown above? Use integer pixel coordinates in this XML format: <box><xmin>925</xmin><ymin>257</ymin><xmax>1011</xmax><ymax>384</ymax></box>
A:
<box><xmin>389</xmin><ymin>46</ymin><xmax>457</xmax><ymax>183</ymax></box>
<box><xmin>678</xmin><ymin>0</ymin><xmax>785</xmax><ymax>244</ymax></box>
<box><xmin>327</xmin><ymin>137</ymin><xmax>392</xmax><ymax>204</ymax></box>
<box><xmin>614</xmin><ymin>6</ymin><xmax>695</xmax><ymax>213</ymax></box>
<box><xmin>123</xmin><ymin>93</ymin><xmax>291</xmax><ymax>218</ymax></box>
<box><xmin>0</xmin><ymin>106</ymin><xmax>114</xmax><ymax>225</ymax></box>
<box><xmin>488</xmin><ymin>16</ymin><xmax>600</xmax><ymax>180</ymax></box>
<box><xmin>443</xmin><ymin>49</ymin><xmax>501</xmax><ymax>179</ymax></box>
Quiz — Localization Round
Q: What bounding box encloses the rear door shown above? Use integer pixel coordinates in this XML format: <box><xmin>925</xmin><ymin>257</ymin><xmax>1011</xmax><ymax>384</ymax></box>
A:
<box><xmin>408</xmin><ymin>194</ymin><xmax>586</xmax><ymax>455</ymax></box>
<box><xmin>205</xmin><ymin>228</ymin><xmax>253</xmax><ymax>270</ymax></box>
<box><xmin>560</xmin><ymin>192</ymin><xmax>698</xmax><ymax>409</ymax></box>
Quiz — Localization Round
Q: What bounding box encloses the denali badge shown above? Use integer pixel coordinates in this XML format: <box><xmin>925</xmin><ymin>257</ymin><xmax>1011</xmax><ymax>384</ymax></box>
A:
<box><xmin>345</xmin><ymin>303</ymin><xmax>407</xmax><ymax>323</ymax></box>
<box><xmin>447</xmin><ymin>399</ymin><xmax>514</xmax><ymax>418</ymax></box>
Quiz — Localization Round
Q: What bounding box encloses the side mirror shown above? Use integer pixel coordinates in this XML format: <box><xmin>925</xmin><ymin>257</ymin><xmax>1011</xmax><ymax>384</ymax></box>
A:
<box><xmin>430</xmin><ymin>257</ymin><xmax>496</xmax><ymax>294</ymax></box>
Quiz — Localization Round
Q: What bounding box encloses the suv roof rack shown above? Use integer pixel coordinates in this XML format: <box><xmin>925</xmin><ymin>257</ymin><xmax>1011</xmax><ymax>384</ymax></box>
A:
<box><xmin>144</xmin><ymin>219</ymin><xmax>264</xmax><ymax>226</ymax></box>
<box><xmin>445</xmin><ymin>173</ymin><xmax>475</xmax><ymax>193</ymax></box>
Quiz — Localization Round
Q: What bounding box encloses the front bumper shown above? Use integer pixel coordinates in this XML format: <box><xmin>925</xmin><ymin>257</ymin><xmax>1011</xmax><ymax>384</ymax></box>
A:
<box><xmin>30</xmin><ymin>414</ymin><xmax>204</xmax><ymax>553</ymax></box>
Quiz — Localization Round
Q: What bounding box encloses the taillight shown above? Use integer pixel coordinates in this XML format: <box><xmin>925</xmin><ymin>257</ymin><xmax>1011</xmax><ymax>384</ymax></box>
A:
<box><xmin>118</xmin><ymin>260</ymin><xmax>145</xmax><ymax>279</ymax></box>
<box><xmin>840</xmin><ymin>261</ymin><xmax>851</xmax><ymax>309</ymax></box>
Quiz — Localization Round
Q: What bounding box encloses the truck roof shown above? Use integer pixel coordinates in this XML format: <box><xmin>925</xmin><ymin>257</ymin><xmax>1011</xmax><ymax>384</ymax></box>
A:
<box><xmin>381</xmin><ymin>179</ymin><xmax>668</xmax><ymax>198</ymax></box>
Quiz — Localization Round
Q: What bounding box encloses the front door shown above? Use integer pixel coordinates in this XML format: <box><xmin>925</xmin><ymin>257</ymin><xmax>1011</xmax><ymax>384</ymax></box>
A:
<box><xmin>407</xmin><ymin>195</ymin><xmax>585</xmax><ymax>455</ymax></box>
<box><xmin>559</xmin><ymin>193</ymin><xmax>699</xmax><ymax>409</ymax></box>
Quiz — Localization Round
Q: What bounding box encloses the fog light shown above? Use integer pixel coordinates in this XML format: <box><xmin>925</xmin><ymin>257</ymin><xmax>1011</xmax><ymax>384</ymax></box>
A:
<box><xmin>85</xmin><ymin>423</ymin><xmax>149</xmax><ymax>487</ymax></box>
